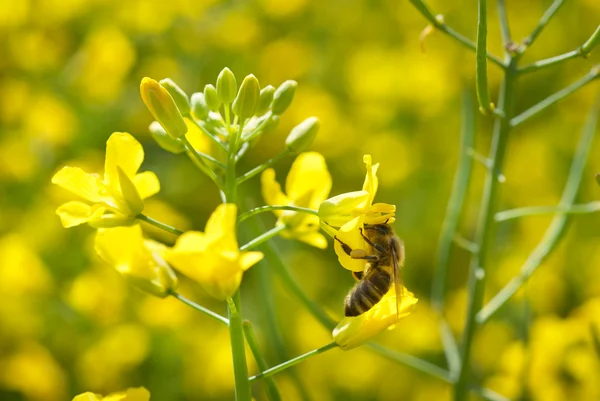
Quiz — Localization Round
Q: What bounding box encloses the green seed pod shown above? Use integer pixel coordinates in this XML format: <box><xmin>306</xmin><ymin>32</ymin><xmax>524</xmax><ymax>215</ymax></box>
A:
<box><xmin>204</xmin><ymin>84</ymin><xmax>221</xmax><ymax>111</ymax></box>
<box><xmin>285</xmin><ymin>117</ymin><xmax>319</xmax><ymax>153</ymax></box>
<box><xmin>190</xmin><ymin>92</ymin><xmax>209</xmax><ymax>120</ymax></box>
<box><xmin>216</xmin><ymin>67</ymin><xmax>237</xmax><ymax>104</ymax></box>
<box><xmin>272</xmin><ymin>80</ymin><xmax>297</xmax><ymax>115</ymax></box>
<box><xmin>149</xmin><ymin>121</ymin><xmax>186</xmax><ymax>154</ymax></box>
<box><xmin>159</xmin><ymin>78</ymin><xmax>191</xmax><ymax>116</ymax></box>
<box><xmin>140</xmin><ymin>77</ymin><xmax>188</xmax><ymax>139</ymax></box>
<box><xmin>255</xmin><ymin>85</ymin><xmax>275</xmax><ymax>116</ymax></box>
<box><xmin>232</xmin><ymin>74</ymin><xmax>260</xmax><ymax>120</ymax></box>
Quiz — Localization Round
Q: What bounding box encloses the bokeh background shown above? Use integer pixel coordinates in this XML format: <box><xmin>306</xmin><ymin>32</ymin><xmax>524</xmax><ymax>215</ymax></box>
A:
<box><xmin>1</xmin><ymin>0</ymin><xmax>600</xmax><ymax>400</ymax></box>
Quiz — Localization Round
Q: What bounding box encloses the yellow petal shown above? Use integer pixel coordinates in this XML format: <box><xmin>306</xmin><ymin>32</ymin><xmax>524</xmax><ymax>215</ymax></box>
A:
<box><xmin>52</xmin><ymin>166</ymin><xmax>106</xmax><ymax>203</ymax></box>
<box><xmin>239</xmin><ymin>251</ymin><xmax>264</xmax><ymax>271</ymax></box>
<box><xmin>171</xmin><ymin>231</ymin><xmax>208</xmax><ymax>252</ymax></box>
<box><xmin>204</xmin><ymin>203</ymin><xmax>238</xmax><ymax>251</ymax></box>
<box><xmin>285</xmin><ymin>152</ymin><xmax>331</xmax><ymax>208</ymax></box>
<box><xmin>88</xmin><ymin>212</ymin><xmax>137</xmax><ymax>228</ymax></box>
<box><xmin>365</xmin><ymin>203</ymin><xmax>396</xmax><ymax>225</ymax></box>
<box><xmin>104</xmin><ymin>387</ymin><xmax>151</xmax><ymax>401</ymax></box>
<box><xmin>104</xmin><ymin>132</ymin><xmax>144</xmax><ymax>189</ymax></box>
<box><xmin>361</xmin><ymin>154</ymin><xmax>379</xmax><ymax>207</ymax></box>
<box><xmin>184</xmin><ymin>117</ymin><xmax>211</xmax><ymax>154</ymax></box>
<box><xmin>296</xmin><ymin>231</ymin><xmax>328</xmax><ymax>249</ymax></box>
<box><xmin>72</xmin><ymin>392</ymin><xmax>102</xmax><ymax>401</ymax></box>
<box><xmin>261</xmin><ymin>168</ymin><xmax>289</xmax><ymax>215</ymax></box>
<box><xmin>95</xmin><ymin>225</ymin><xmax>145</xmax><ymax>267</ymax></box>
<box><xmin>333</xmin><ymin>216</ymin><xmax>369</xmax><ymax>272</ymax></box>
<box><xmin>117</xmin><ymin>166</ymin><xmax>143</xmax><ymax>215</ymax></box>
<box><xmin>56</xmin><ymin>201</ymin><xmax>96</xmax><ymax>228</ymax></box>
<box><xmin>134</xmin><ymin>171</ymin><xmax>160</xmax><ymax>199</ymax></box>
<box><xmin>318</xmin><ymin>190</ymin><xmax>370</xmax><ymax>228</ymax></box>
<box><xmin>333</xmin><ymin>287</ymin><xmax>418</xmax><ymax>350</ymax></box>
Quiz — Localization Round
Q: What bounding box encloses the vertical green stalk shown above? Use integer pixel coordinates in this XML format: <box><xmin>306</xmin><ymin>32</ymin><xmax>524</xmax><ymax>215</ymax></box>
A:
<box><xmin>226</xmin><ymin>118</ymin><xmax>251</xmax><ymax>401</ymax></box>
<box><xmin>476</xmin><ymin>0</ymin><xmax>494</xmax><ymax>114</ymax></box>
<box><xmin>453</xmin><ymin>59</ymin><xmax>518</xmax><ymax>401</ymax></box>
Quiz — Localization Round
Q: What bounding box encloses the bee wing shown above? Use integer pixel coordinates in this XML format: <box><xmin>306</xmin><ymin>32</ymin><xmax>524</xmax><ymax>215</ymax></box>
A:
<box><xmin>391</xmin><ymin>239</ymin><xmax>405</xmax><ymax>318</ymax></box>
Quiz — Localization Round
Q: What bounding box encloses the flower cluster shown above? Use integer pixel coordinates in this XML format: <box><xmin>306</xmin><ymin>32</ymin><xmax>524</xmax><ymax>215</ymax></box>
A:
<box><xmin>52</xmin><ymin>67</ymin><xmax>416</xmax><ymax>399</ymax></box>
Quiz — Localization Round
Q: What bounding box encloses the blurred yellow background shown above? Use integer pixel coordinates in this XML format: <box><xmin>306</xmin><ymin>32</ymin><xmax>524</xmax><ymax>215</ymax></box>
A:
<box><xmin>1</xmin><ymin>0</ymin><xmax>600</xmax><ymax>400</ymax></box>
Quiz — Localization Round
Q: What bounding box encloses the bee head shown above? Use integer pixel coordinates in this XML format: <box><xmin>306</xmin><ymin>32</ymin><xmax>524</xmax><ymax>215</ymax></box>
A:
<box><xmin>363</xmin><ymin>222</ymin><xmax>392</xmax><ymax>235</ymax></box>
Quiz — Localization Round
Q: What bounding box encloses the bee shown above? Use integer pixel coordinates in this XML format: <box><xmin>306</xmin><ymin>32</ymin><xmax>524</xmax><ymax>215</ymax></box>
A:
<box><xmin>334</xmin><ymin>223</ymin><xmax>404</xmax><ymax>317</ymax></box>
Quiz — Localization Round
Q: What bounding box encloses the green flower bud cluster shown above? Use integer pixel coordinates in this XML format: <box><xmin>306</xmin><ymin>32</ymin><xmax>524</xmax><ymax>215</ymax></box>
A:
<box><xmin>140</xmin><ymin>67</ymin><xmax>319</xmax><ymax>170</ymax></box>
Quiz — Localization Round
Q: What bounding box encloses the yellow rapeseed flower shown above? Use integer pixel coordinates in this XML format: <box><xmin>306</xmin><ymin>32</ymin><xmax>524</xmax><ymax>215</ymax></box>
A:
<box><xmin>261</xmin><ymin>152</ymin><xmax>331</xmax><ymax>248</ymax></box>
<box><xmin>73</xmin><ymin>387</ymin><xmax>150</xmax><ymax>401</ymax></box>
<box><xmin>52</xmin><ymin>132</ymin><xmax>159</xmax><ymax>228</ymax></box>
<box><xmin>165</xmin><ymin>204</ymin><xmax>263</xmax><ymax>300</ymax></box>
<box><xmin>318</xmin><ymin>154</ymin><xmax>396</xmax><ymax>271</ymax></box>
<box><xmin>333</xmin><ymin>287</ymin><xmax>418</xmax><ymax>350</ymax></box>
<box><xmin>95</xmin><ymin>225</ymin><xmax>178</xmax><ymax>298</ymax></box>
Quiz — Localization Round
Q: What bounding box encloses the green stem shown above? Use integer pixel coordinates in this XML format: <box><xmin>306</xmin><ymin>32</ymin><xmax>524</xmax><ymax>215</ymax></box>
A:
<box><xmin>439</xmin><ymin>317</ymin><xmax>461</xmax><ymax>379</ymax></box>
<box><xmin>495</xmin><ymin>201</ymin><xmax>600</xmax><ymax>222</ymax></box>
<box><xmin>237</xmin><ymin>150</ymin><xmax>291</xmax><ymax>185</ymax></box>
<box><xmin>181</xmin><ymin>136</ymin><xmax>223</xmax><ymax>189</ymax></box>
<box><xmin>137</xmin><ymin>214</ymin><xmax>184</xmax><ymax>236</ymax></box>
<box><xmin>454</xmin><ymin>59</ymin><xmax>518</xmax><ymax>401</ymax></box>
<box><xmin>518</xmin><ymin>50</ymin><xmax>580</xmax><ymax>74</ymax></box>
<box><xmin>238</xmin><ymin>205</ymin><xmax>318</xmax><ymax>224</ymax></box>
<box><xmin>242</xmin><ymin>321</ymin><xmax>282</xmax><ymax>401</ymax></box>
<box><xmin>228</xmin><ymin>296</ymin><xmax>252</xmax><ymax>401</ymax></box>
<box><xmin>249</xmin><ymin>342</ymin><xmax>338</xmax><ymax>382</ymax></box>
<box><xmin>240</xmin><ymin>225</ymin><xmax>286</xmax><ymax>251</ymax></box>
<box><xmin>477</xmin><ymin>100</ymin><xmax>599</xmax><ymax>324</ymax></box>
<box><xmin>581</xmin><ymin>24</ymin><xmax>600</xmax><ymax>57</ymax></box>
<box><xmin>408</xmin><ymin>0</ymin><xmax>505</xmax><ymax>68</ymax></box>
<box><xmin>510</xmin><ymin>68</ymin><xmax>599</xmax><ymax>126</ymax></box>
<box><xmin>475</xmin><ymin>0</ymin><xmax>494</xmax><ymax>114</ymax></box>
<box><xmin>432</xmin><ymin>91</ymin><xmax>475</xmax><ymax>311</ymax></box>
<box><xmin>521</xmin><ymin>0</ymin><xmax>564</xmax><ymax>50</ymax></box>
<box><xmin>171</xmin><ymin>292</ymin><xmax>229</xmax><ymax>325</ymax></box>
<box><xmin>366</xmin><ymin>343</ymin><xmax>452</xmax><ymax>383</ymax></box>
<box><xmin>497</xmin><ymin>0</ymin><xmax>511</xmax><ymax>49</ymax></box>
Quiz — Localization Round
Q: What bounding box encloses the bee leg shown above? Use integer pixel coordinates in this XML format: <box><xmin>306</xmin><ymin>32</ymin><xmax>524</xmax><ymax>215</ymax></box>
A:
<box><xmin>359</xmin><ymin>228</ymin><xmax>386</xmax><ymax>254</ymax></box>
<box><xmin>334</xmin><ymin>236</ymin><xmax>378</xmax><ymax>260</ymax></box>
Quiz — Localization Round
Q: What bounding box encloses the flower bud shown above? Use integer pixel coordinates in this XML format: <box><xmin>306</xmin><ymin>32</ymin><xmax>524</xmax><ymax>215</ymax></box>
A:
<box><xmin>263</xmin><ymin>115</ymin><xmax>280</xmax><ymax>134</ymax></box>
<box><xmin>272</xmin><ymin>80</ymin><xmax>297</xmax><ymax>115</ymax></box>
<box><xmin>232</xmin><ymin>74</ymin><xmax>260</xmax><ymax>120</ymax></box>
<box><xmin>216</xmin><ymin>67</ymin><xmax>237</xmax><ymax>104</ymax></box>
<box><xmin>149</xmin><ymin>121</ymin><xmax>186</xmax><ymax>154</ymax></box>
<box><xmin>140</xmin><ymin>77</ymin><xmax>188</xmax><ymax>139</ymax></box>
<box><xmin>190</xmin><ymin>92</ymin><xmax>209</xmax><ymax>120</ymax></box>
<box><xmin>255</xmin><ymin>85</ymin><xmax>275</xmax><ymax>115</ymax></box>
<box><xmin>285</xmin><ymin>117</ymin><xmax>319</xmax><ymax>153</ymax></box>
<box><xmin>159</xmin><ymin>78</ymin><xmax>191</xmax><ymax>116</ymax></box>
<box><xmin>204</xmin><ymin>84</ymin><xmax>221</xmax><ymax>111</ymax></box>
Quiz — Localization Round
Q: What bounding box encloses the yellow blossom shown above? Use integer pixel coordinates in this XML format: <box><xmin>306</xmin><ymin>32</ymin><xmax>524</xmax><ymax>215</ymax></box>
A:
<box><xmin>51</xmin><ymin>132</ymin><xmax>160</xmax><ymax>228</ymax></box>
<box><xmin>73</xmin><ymin>387</ymin><xmax>150</xmax><ymax>401</ymax></box>
<box><xmin>333</xmin><ymin>287</ymin><xmax>418</xmax><ymax>350</ymax></box>
<box><xmin>165</xmin><ymin>204</ymin><xmax>263</xmax><ymax>300</ymax></box>
<box><xmin>95</xmin><ymin>225</ymin><xmax>177</xmax><ymax>298</ymax></box>
<box><xmin>261</xmin><ymin>152</ymin><xmax>331</xmax><ymax>248</ymax></box>
<box><xmin>318</xmin><ymin>154</ymin><xmax>396</xmax><ymax>271</ymax></box>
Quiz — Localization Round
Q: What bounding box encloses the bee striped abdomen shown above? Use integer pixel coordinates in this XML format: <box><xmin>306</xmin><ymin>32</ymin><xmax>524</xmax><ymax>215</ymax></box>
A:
<box><xmin>344</xmin><ymin>268</ymin><xmax>391</xmax><ymax>317</ymax></box>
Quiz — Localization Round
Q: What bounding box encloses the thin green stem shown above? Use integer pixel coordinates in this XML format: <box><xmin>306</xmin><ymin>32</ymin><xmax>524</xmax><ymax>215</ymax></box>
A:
<box><xmin>432</xmin><ymin>91</ymin><xmax>475</xmax><ymax>311</ymax></box>
<box><xmin>188</xmin><ymin>117</ymin><xmax>227</xmax><ymax>151</ymax></box>
<box><xmin>238</xmin><ymin>205</ymin><xmax>318</xmax><ymax>224</ymax></box>
<box><xmin>495</xmin><ymin>201</ymin><xmax>600</xmax><ymax>222</ymax></box>
<box><xmin>181</xmin><ymin>136</ymin><xmax>223</xmax><ymax>189</ymax></box>
<box><xmin>237</xmin><ymin>150</ymin><xmax>291</xmax><ymax>185</ymax></box>
<box><xmin>228</xmin><ymin>296</ymin><xmax>252</xmax><ymax>401</ymax></box>
<box><xmin>185</xmin><ymin>147</ymin><xmax>226</xmax><ymax>169</ymax></box>
<box><xmin>475</xmin><ymin>0</ymin><xmax>494</xmax><ymax>114</ymax></box>
<box><xmin>171</xmin><ymin>292</ymin><xmax>229</xmax><ymax>325</ymax></box>
<box><xmin>242</xmin><ymin>321</ymin><xmax>282</xmax><ymax>401</ymax></box>
<box><xmin>240</xmin><ymin>225</ymin><xmax>286</xmax><ymax>252</ymax></box>
<box><xmin>518</xmin><ymin>50</ymin><xmax>580</xmax><ymax>74</ymax></box>
<box><xmin>408</xmin><ymin>0</ymin><xmax>505</xmax><ymax>68</ymax></box>
<box><xmin>250</xmin><ymin>343</ymin><xmax>338</xmax><ymax>382</ymax></box>
<box><xmin>439</xmin><ymin>317</ymin><xmax>461</xmax><ymax>379</ymax></box>
<box><xmin>137</xmin><ymin>214</ymin><xmax>184</xmax><ymax>236</ymax></box>
<box><xmin>366</xmin><ymin>343</ymin><xmax>452</xmax><ymax>383</ymax></box>
<box><xmin>510</xmin><ymin>67</ymin><xmax>599</xmax><ymax>127</ymax></box>
<box><xmin>521</xmin><ymin>0</ymin><xmax>564</xmax><ymax>50</ymax></box>
<box><xmin>497</xmin><ymin>0</ymin><xmax>511</xmax><ymax>49</ymax></box>
<box><xmin>242</xmin><ymin>111</ymin><xmax>274</xmax><ymax>142</ymax></box>
<box><xmin>581</xmin><ymin>24</ymin><xmax>600</xmax><ymax>57</ymax></box>
<box><xmin>454</xmin><ymin>59</ymin><xmax>518</xmax><ymax>401</ymax></box>
<box><xmin>477</xmin><ymin>99</ymin><xmax>599</xmax><ymax>324</ymax></box>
